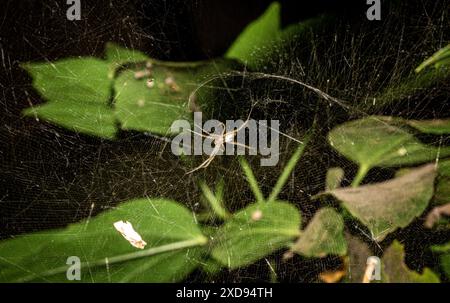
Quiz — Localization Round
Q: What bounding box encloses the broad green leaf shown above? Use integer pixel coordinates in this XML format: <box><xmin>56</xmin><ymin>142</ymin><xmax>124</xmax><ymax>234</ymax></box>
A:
<box><xmin>416</xmin><ymin>44</ymin><xmax>450</xmax><ymax>73</ymax></box>
<box><xmin>22</xmin><ymin>57</ymin><xmax>112</xmax><ymax>104</ymax></box>
<box><xmin>22</xmin><ymin>57</ymin><xmax>115</xmax><ymax>138</ymax></box>
<box><xmin>211</xmin><ymin>201</ymin><xmax>301</xmax><ymax>269</ymax></box>
<box><xmin>431</xmin><ymin>242</ymin><xmax>450</xmax><ymax>278</ymax></box>
<box><xmin>436</xmin><ymin>160</ymin><xmax>450</xmax><ymax>205</ymax></box>
<box><xmin>23</xmin><ymin>102</ymin><xmax>116</xmax><ymax>139</ymax></box>
<box><xmin>325</xmin><ymin>167</ymin><xmax>344</xmax><ymax>191</ymax></box>
<box><xmin>113</xmin><ymin>68</ymin><xmax>191</xmax><ymax>135</ymax></box>
<box><xmin>225</xmin><ymin>2</ymin><xmax>280</xmax><ymax>69</ymax></box>
<box><xmin>290</xmin><ymin>208</ymin><xmax>347</xmax><ymax>257</ymax></box>
<box><xmin>322</xmin><ymin>164</ymin><xmax>436</xmax><ymax>241</ymax></box>
<box><xmin>382</xmin><ymin>241</ymin><xmax>440</xmax><ymax>283</ymax></box>
<box><xmin>225</xmin><ymin>3</ymin><xmax>337</xmax><ymax>71</ymax></box>
<box><xmin>23</xmin><ymin>43</ymin><xmax>239</xmax><ymax>138</ymax></box>
<box><xmin>0</xmin><ymin>198</ymin><xmax>207</xmax><ymax>282</ymax></box>
<box><xmin>328</xmin><ymin>116</ymin><xmax>450</xmax><ymax>185</ymax></box>
<box><xmin>114</xmin><ymin>59</ymin><xmax>236</xmax><ymax>135</ymax></box>
<box><xmin>407</xmin><ymin>119</ymin><xmax>450</xmax><ymax>135</ymax></box>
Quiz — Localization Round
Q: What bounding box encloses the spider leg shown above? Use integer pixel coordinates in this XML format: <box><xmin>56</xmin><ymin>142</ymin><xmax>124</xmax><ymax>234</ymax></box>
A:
<box><xmin>233</xmin><ymin>108</ymin><xmax>254</xmax><ymax>133</ymax></box>
<box><xmin>202</xmin><ymin>154</ymin><xmax>216</xmax><ymax>168</ymax></box>
<box><xmin>224</xmin><ymin>118</ymin><xmax>250</xmax><ymax>138</ymax></box>
<box><xmin>236</xmin><ymin>119</ymin><xmax>250</xmax><ymax>133</ymax></box>
<box><xmin>219</xmin><ymin>122</ymin><xmax>226</xmax><ymax>134</ymax></box>
<box><xmin>185</xmin><ymin>154</ymin><xmax>216</xmax><ymax>174</ymax></box>
<box><xmin>193</xmin><ymin>122</ymin><xmax>212</xmax><ymax>136</ymax></box>
<box><xmin>185</xmin><ymin>128</ymin><xmax>210</xmax><ymax>138</ymax></box>
<box><xmin>189</xmin><ymin>122</ymin><xmax>226</xmax><ymax>139</ymax></box>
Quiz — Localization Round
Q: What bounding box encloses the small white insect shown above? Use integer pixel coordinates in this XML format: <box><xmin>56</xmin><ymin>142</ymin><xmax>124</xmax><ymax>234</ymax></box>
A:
<box><xmin>113</xmin><ymin>220</ymin><xmax>147</xmax><ymax>249</ymax></box>
<box><xmin>363</xmin><ymin>256</ymin><xmax>381</xmax><ymax>283</ymax></box>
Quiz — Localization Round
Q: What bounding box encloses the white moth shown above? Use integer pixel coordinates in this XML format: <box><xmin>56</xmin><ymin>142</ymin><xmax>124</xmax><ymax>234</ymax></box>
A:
<box><xmin>113</xmin><ymin>220</ymin><xmax>147</xmax><ymax>249</ymax></box>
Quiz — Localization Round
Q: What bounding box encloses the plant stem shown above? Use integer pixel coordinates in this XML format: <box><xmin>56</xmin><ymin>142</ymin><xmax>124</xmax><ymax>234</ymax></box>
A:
<box><xmin>239</xmin><ymin>157</ymin><xmax>265</xmax><ymax>203</ymax></box>
<box><xmin>199</xmin><ymin>181</ymin><xmax>230</xmax><ymax>220</ymax></box>
<box><xmin>351</xmin><ymin>165</ymin><xmax>369</xmax><ymax>187</ymax></box>
<box><xmin>267</xmin><ymin>136</ymin><xmax>310</xmax><ymax>202</ymax></box>
<box><xmin>215</xmin><ymin>178</ymin><xmax>225</xmax><ymax>203</ymax></box>
<box><xmin>19</xmin><ymin>237</ymin><xmax>207</xmax><ymax>282</ymax></box>
<box><xmin>265</xmin><ymin>258</ymin><xmax>278</xmax><ymax>283</ymax></box>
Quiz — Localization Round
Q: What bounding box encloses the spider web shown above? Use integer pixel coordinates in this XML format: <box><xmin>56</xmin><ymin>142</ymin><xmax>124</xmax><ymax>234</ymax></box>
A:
<box><xmin>0</xmin><ymin>0</ymin><xmax>449</xmax><ymax>282</ymax></box>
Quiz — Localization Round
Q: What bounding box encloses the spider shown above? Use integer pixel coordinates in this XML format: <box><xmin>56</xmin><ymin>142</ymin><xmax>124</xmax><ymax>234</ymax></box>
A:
<box><xmin>185</xmin><ymin>119</ymin><xmax>253</xmax><ymax>174</ymax></box>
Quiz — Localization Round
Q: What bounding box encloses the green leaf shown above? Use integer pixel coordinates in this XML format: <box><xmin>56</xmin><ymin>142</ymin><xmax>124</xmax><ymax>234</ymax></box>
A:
<box><xmin>325</xmin><ymin>167</ymin><xmax>344</xmax><ymax>191</ymax></box>
<box><xmin>225</xmin><ymin>2</ymin><xmax>281</xmax><ymax>69</ymax></box>
<box><xmin>113</xmin><ymin>68</ymin><xmax>190</xmax><ymax>135</ymax></box>
<box><xmin>22</xmin><ymin>57</ymin><xmax>115</xmax><ymax>138</ymax></box>
<box><xmin>211</xmin><ymin>201</ymin><xmax>301</xmax><ymax>269</ymax></box>
<box><xmin>290</xmin><ymin>208</ymin><xmax>347</xmax><ymax>257</ymax></box>
<box><xmin>328</xmin><ymin>116</ymin><xmax>450</xmax><ymax>186</ymax></box>
<box><xmin>114</xmin><ymin>59</ymin><xmax>235</xmax><ymax>135</ymax></box>
<box><xmin>23</xmin><ymin>102</ymin><xmax>116</xmax><ymax>139</ymax></box>
<box><xmin>23</xmin><ymin>43</ymin><xmax>239</xmax><ymax>138</ymax></box>
<box><xmin>0</xmin><ymin>198</ymin><xmax>207</xmax><ymax>282</ymax></box>
<box><xmin>382</xmin><ymin>241</ymin><xmax>440</xmax><ymax>283</ymax></box>
<box><xmin>432</xmin><ymin>242</ymin><xmax>450</xmax><ymax>278</ymax></box>
<box><xmin>416</xmin><ymin>44</ymin><xmax>450</xmax><ymax>73</ymax></box>
<box><xmin>436</xmin><ymin>160</ymin><xmax>450</xmax><ymax>205</ymax></box>
<box><xmin>407</xmin><ymin>119</ymin><xmax>450</xmax><ymax>135</ymax></box>
<box><xmin>322</xmin><ymin>164</ymin><xmax>436</xmax><ymax>241</ymax></box>
<box><xmin>22</xmin><ymin>57</ymin><xmax>112</xmax><ymax>104</ymax></box>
